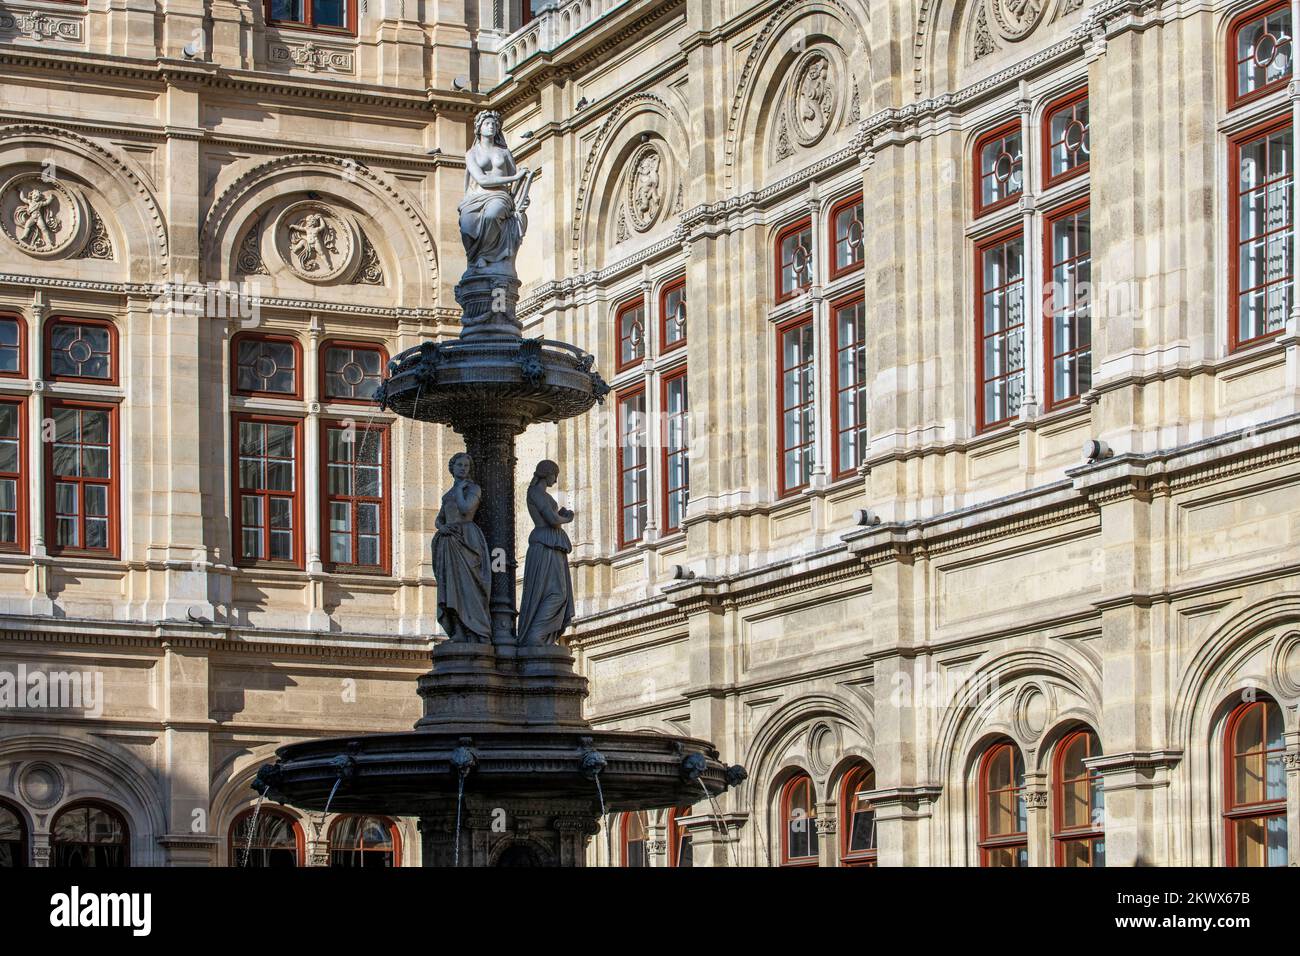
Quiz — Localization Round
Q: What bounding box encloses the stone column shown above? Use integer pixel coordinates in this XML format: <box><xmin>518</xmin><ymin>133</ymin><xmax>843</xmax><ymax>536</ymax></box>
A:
<box><xmin>305</xmin><ymin>815</ymin><xmax>331</xmax><ymax>867</ymax></box>
<box><xmin>1087</xmin><ymin>751</ymin><xmax>1181</xmax><ymax>867</ymax></box>
<box><xmin>678</xmin><ymin>812</ymin><xmax>746</xmax><ymax>867</ymax></box>
<box><xmin>461</xmin><ymin>414</ymin><xmax>524</xmax><ymax>653</ymax></box>
<box><xmin>815</xmin><ymin>800</ymin><xmax>839</xmax><ymax>867</ymax></box>
<box><xmin>1284</xmin><ymin>737</ymin><xmax>1300</xmax><ymax>866</ymax></box>
<box><xmin>1023</xmin><ymin>770</ymin><xmax>1051</xmax><ymax>867</ymax></box>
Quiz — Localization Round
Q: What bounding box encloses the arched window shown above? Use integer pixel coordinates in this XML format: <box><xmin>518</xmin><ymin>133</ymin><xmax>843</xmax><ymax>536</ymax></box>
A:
<box><xmin>621</xmin><ymin>810</ymin><xmax>649</xmax><ymax>867</ymax></box>
<box><xmin>780</xmin><ymin>774</ymin><xmax>819</xmax><ymax>866</ymax></box>
<box><xmin>840</xmin><ymin>764</ymin><xmax>877</xmax><ymax>867</ymax></box>
<box><xmin>978</xmin><ymin>741</ymin><xmax>1027</xmax><ymax>867</ymax></box>
<box><xmin>1225</xmin><ymin>696</ymin><xmax>1289</xmax><ymax>866</ymax></box>
<box><xmin>1053</xmin><ymin>729</ymin><xmax>1104</xmax><ymax>867</ymax></box>
<box><xmin>51</xmin><ymin>802</ymin><xmax>129</xmax><ymax>867</ymax></box>
<box><xmin>1228</xmin><ymin>1</ymin><xmax>1293</xmax><ymax>109</ymax></box>
<box><xmin>0</xmin><ymin>800</ymin><xmax>27</xmax><ymax>867</ymax></box>
<box><xmin>666</xmin><ymin>806</ymin><xmax>693</xmax><ymax>868</ymax></box>
<box><xmin>229</xmin><ymin>807</ymin><xmax>303</xmax><ymax>867</ymax></box>
<box><xmin>329</xmin><ymin>815</ymin><xmax>400</xmax><ymax>867</ymax></box>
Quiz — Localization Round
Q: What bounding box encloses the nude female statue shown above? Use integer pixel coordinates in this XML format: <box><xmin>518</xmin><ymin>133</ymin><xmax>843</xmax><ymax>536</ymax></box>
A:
<box><xmin>517</xmin><ymin>460</ymin><xmax>576</xmax><ymax>646</ymax></box>
<box><xmin>433</xmin><ymin>453</ymin><xmax>493</xmax><ymax>643</ymax></box>
<box><xmin>459</xmin><ymin>110</ymin><xmax>532</xmax><ymax>273</ymax></box>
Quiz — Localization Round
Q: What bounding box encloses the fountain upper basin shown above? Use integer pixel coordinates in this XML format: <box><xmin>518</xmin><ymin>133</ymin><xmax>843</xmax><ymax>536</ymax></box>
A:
<box><xmin>257</xmin><ymin>728</ymin><xmax>737</xmax><ymax>816</ymax></box>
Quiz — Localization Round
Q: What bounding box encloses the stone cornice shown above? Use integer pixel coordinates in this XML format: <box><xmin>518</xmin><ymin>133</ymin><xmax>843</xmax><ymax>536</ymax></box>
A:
<box><xmin>0</xmin><ymin>49</ymin><xmax>480</xmax><ymax>114</ymax></box>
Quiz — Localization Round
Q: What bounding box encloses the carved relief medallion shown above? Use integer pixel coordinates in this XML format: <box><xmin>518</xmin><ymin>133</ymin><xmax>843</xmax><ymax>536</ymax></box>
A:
<box><xmin>267</xmin><ymin>200</ymin><xmax>361</xmax><ymax>283</ymax></box>
<box><xmin>789</xmin><ymin>51</ymin><xmax>837</xmax><ymax>148</ymax></box>
<box><xmin>991</xmin><ymin>0</ymin><xmax>1048</xmax><ymax>42</ymax></box>
<box><xmin>626</xmin><ymin>144</ymin><xmax>663</xmax><ymax>233</ymax></box>
<box><xmin>0</xmin><ymin>173</ymin><xmax>89</xmax><ymax>259</ymax></box>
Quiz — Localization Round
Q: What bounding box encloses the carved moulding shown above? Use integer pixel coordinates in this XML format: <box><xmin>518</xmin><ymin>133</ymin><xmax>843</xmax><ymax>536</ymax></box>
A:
<box><xmin>0</xmin><ymin>10</ymin><xmax>84</xmax><ymax>44</ymax></box>
<box><xmin>0</xmin><ymin>172</ymin><xmax>91</xmax><ymax>259</ymax></box>
<box><xmin>625</xmin><ymin>142</ymin><xmax>664</xmax><ymax>233</ymax></box>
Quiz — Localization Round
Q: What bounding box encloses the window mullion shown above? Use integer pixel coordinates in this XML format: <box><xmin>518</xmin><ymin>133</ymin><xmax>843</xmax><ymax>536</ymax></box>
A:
<box><xmin>1020</xmin><ymin>84</ymin><xmax>1042</xmax><ymax>420</ymax></box>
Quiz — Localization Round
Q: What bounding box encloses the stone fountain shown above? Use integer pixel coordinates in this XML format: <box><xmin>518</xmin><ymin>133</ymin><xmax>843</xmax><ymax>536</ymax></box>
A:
<box><xmin>250</xmin><ymin>110</ymin><xmax>745</xmax><ymax>867</ymax></box>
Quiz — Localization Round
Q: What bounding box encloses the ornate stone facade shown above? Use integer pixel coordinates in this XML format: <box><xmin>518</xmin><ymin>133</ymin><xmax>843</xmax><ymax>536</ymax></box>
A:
<box><xmin>0</xmin><ymin>0</ymin><xmax>1298</xmax><ymax>869</ymax></box>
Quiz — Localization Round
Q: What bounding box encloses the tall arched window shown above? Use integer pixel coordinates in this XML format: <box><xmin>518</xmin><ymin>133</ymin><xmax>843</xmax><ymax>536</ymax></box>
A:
<box><xmin>780</xmin><ymin>773</ymin><xmax>819</xmax><ymax>866</ymax></box>
<box><xmin>51</xmin><ymin>802</ymin><xmax>129</xmax><ymax>867</ymax></box>
<box><xmin>0</xmin><ymin>800</ymin><xmax>27</xmax><ymax>867</ymax></box>
<box><xmin>979</xmin><ymin>741</ymin><xmax>1027</xmax><ymax>867</ymax></box>
<box><xmin>1225</xmin><ymin>696</ymin><xmax>1289</xmax><ymax>866</ymax></box>
<box><xmin>1053</xmin><ymin>729</ymin><xmax>1104</xmax><ymax>867</ymax></box>
<box><xmin>621</xmin><ymin>810</ymin><xmax>649</xmax><ymax>867</ymax></box>
<box><xmin>666</xmin><ymin>807</ymin><xmax>693</xmax><ymax>868</ymax></box>
<box><xmin>230</xmin><ymin>807</ymin><xmax>303</xmax><ymax>867</ymax></box>
<box><xmin>840</xmin><ymin>764</ymin><xmax>877</xmax><ymax>866</ymax></box>
<box><xmin>329</xmin><ymin>815</ymin><xmax>400</xmax><ymax>867</ymax></box>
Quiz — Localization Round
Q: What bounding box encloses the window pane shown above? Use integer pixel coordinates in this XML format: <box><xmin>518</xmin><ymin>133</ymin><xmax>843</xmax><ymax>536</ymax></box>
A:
<box><xmin>1236</xmin><ymin>8</ymin><xmax>1293</xmax><ymax>100</ymax></box>
<box><xmin>1048</xmin><ymin>96</ymin><xmax>1090</xmax><ymax>179</ymax></box>
<box><xmin>1236</xmin><ymin>125</ymin><xmax>1293</xmax><ymax>345</ymax></box>
<box><xmin>979</xmin><ymin>129</ymin><xmax>1023</xmax><ymax>210</ymax></box>
<box><xmin>618</xmin><ymin>303</ymin><xmax>645</xmax><ymax>367</ymax></box>
<box><xmin>271</xmin><ymin>0</ymin><xmax>305</xmax><ymax>22</ymax></box>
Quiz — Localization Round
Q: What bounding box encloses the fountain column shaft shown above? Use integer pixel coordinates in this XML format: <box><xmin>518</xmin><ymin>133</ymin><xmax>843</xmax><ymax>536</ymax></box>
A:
<box><xmin>463</xmin><ymin>415</ymin><xmax>523</xmax><ymax>651</ymax></box>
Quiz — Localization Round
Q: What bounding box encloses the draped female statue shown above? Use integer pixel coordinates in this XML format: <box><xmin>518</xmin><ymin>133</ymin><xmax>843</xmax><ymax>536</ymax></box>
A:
<box><xmin>433</xmin><ymin>453</ymin><xmax>493</xmax><ymax>643</ymax></box>
<box><xmin>517</xmin><ymin>460</ymin><xmax>576</xmax><ymax>646</ymax></box>
<box><xmin>459</xmin><ymin>110</ymin><xmax>532</xmax><ymax>275</ymax></box>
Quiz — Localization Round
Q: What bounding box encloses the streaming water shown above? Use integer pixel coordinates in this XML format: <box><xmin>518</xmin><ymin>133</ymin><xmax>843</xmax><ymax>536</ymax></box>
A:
<box><xmin>698</xmin><ymin>779</ymin><xmax>742</xmax><ymax>868</ymax></box>
<box><xmin>323</xmin><ymin>776</ymin><xmax>342</xmax><ymax>817</ymax></box>
<box><xmin>592</xmin><ymin>774</ymin><xmax>611</xmax><ymax>865</ymax></box>
<box><xmin>454</xmin><ymin>773</ymin><xmax>465</xmax><ymax>867</ymax></box>
<box><xmin>242</xmin><ymin>792</ymin><xmax>265</xmax><ymax>868</ymax></box>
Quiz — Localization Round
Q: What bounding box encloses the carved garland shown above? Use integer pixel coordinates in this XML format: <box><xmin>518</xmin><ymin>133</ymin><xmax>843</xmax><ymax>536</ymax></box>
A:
<box><xmin>0</xmin><ymin>123</ymin><xmax>168</xmax><ymax>270</ymax></box>
<box><xmin>201</xmin><ymin>153</ymin><xmax>436</xmax><ymax>285</ymax></box>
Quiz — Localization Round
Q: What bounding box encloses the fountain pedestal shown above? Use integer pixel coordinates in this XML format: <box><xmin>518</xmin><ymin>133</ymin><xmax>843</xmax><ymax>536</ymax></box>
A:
<box><xmin>415</xmin><ymin>643</ymin><xmax>589</xmax><ymax>730</ymax></box>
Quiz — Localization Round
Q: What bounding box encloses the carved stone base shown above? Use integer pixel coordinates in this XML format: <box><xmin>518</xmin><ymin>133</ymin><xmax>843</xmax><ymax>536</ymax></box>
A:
<box><xmin>415</xmin><ymin>642</ymin><xmax>589</xmax><ymax>731</ymax></box>
<box><xmin>455</xmin><ymin>273</ymin><xmax>522</xmax><ymax>340</ymax></box>
<box><xmin>418</xmin><ymin>794</ymin><xmax>599</xmax><ymax>867</ymax></box>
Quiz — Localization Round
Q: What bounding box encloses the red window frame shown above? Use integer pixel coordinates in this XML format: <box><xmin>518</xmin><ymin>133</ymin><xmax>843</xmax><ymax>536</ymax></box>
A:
<box><xmin>615</xmin><ymin>297</ymin><xmax>647</xmax><ymax>373</ymax></box>
<box><xmin>0</xmin><ymin>399</ymin><xmax>26</xmax><ymax>554</ymax></box>
<box><xmin>975</xmin><ymin>226</ymin><xmax>1026</xmax><ymax>431</ymax></box>
<box><xmin>0</xmin><ymin>798</ymin><xmax>28</xmax><ymax>868</ymax></box>
<box><xmin>45</xmin><ymin>317</ymin><xmax>117</xmax><ymax>386</ymax></box>
<box><xmin>1042</xmin><ymin>199</ymin><xmax>1092</xmax><ymax>410</ymax></box>
<box><xmin>973</xmin><ymin>120</ymin><xmax>1024</xmax><ymax>218</ymax></box>
<box><xmin>775</xmin><ymin>218</ymin><xmax>814</xmax><ymax>304</ymax></box>
<box><xmin>519</xmin><ymin>0</ymin><xmax>536</xmax><ymax>27</ymax></box>
<box><xmin>232</xmin><ymin>332</ymin><xmax>303</xmax><ymax>400</ymax></box>
<box><xmin>232</xmin><ymin>413</ymin><xmax>304</xmax><ymax>569</ymax></box>
<box><xmin>230</xmin><ymin>807</ymin><xmax>304</xmax><ymax>867</ymax></box>
<box><xmin>327</xmin><ymin>815</ymin><xmax>402</xmax><ymax>867</ymax></box>
<box><xmin>828</xmin><ymin>193</ymin><xmax>865</xmax><ymax>280</ymax></box>
<box><xmin>776</xmin><ymin>313</ymin><xmax>816</xmax><ymax>497</ymax></box>
<box><xmin>320</xmin><ymin>339</ymin><xmax>388</xmax><ymax>406</ymax></box>
<box><xmin>659</xmin><ymin>276</ymin><xmax>687</xmax><ymax>354</ymax></box>
<box><xmin>829</xmin><ymin>294</ymin><xmax>867</xmax><ymax>479</ymax></box>
<box><xmin>1223</xmin><ymin>697</ymin><xmax>1289</xmax><ymax>867</ymax></box>
<box><xmin>978</xmin><ymin>741</ymin><xmax>1028</xmax><ymax>867</ymax></box>
<box><xmin>1052</xmin><ymin>729</ymin><xmax>1104</xmax><ymax>867</ymax></box>
<box><xmin>1229</xmin><ymin>115</ymin><xmax>1294</xmax><ymax>352</ymax></box>
<box><xmin>780</xmin><ymin>773</ymin><xmax>819</xmax><ymax>866</ymax></box>
<box><xmin>660</xmin><ymin>366</ymin><xmax>689</xmax><ymax>534</ymax></box>
<box><xmin>1228</xmin><ymin>1</ymin><xmax>1294</xmax><ymax>111</ymax></box>
<box><xmin>840</xmin><ymin>763</ymin><xmax>878</xmax><ymax>867</ymax></box>
<box><xmin>46</xmin><ymin>399</ymin><xmax>118</xmax><ymax>559</ymax></box>
<box><xmin>1041</xmin><ymin>88</ymin><xmax>1090</xmax><ymax>190</ymax></box>
<box><xmin>50</xmin><ymin>801</ymin><xmax>129</xmax><ymax>868</ymax></box>
<box><xmin>666</xmin><ymin>806</ymin><xmax>693</xmax><ymax>867</ymax></box>
<box><xmin>321</xmin><ymin>419</ymin><xmax>390</xmax><ymax>574</ymax></box>
<box><xmin>615</xmin><ymin>385</ymin><xmax>648</xmax><ymax>549</ymax></box>
<box><xmin>621</xmin><ymin>811</ymin><xmax>649</xmax><ymax>867</ymax></box>
<box><xmin>264</xmin><ymin>0</ymin><xmax>356</xmax><ymax>36</ymax></box>
<box><xmin>0</xmin><ymin>312</ymin><xmax>27</xmax><ymax>380</ymax></box>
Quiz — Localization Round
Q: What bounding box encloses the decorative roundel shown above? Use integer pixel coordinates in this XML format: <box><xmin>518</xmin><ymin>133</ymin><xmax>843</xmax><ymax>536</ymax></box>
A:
<box><xmin>0</xmin><ymin>173</ymin><xmax>90</xmax><ymax>260</ymax></box>
<box><xmin>1013</xmin><ymin>683</ymin><xmax>1052</xmax><ymax>743</ymax></box>
<box><xmin>267</xmin><ymin>200</ymin><xmax>361</xmax><ymax>284</ymax></box>
<box><xmin>626</xmin><ymin>144</ymin><xmax>664</xmax><ymax>233</ymax></box>
<box><xmin>807</xmin><ymin>722</ymin><xmax>839</xmax><ymax>776</ymax></box>
<box><xmin>789</xmin><ymin>51</ymin><xmax>838</xmax><ymax>148</ymax></box>
<box><xmin>1271</xmin><ymin>630</ymin><xmax>1300</xmax><ymax>699</ymax></box>
<box><xmin>18</xmin><ymin>761</ymin><xmax>64</xmax><ymax>810</ymax></box>
<box><xmin>991</xmin><ymin>0</ymin><xmax>1048</xmax><ymax>43</ymax></box>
